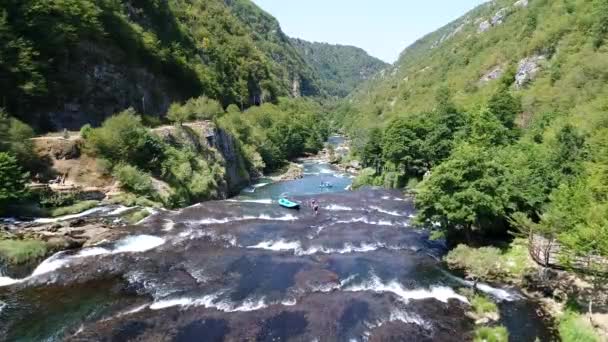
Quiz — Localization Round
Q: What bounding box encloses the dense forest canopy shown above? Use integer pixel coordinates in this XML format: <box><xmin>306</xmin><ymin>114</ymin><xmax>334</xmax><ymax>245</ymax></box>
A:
<box><xmin>290</xmin><ymin>38</ymin><xmax>389</xmax><ymax>98</ymax></box>
<box><xmin>0</xmin><ymin>0</ymin><xmax>322</xmax><ymax>130</ymax></box>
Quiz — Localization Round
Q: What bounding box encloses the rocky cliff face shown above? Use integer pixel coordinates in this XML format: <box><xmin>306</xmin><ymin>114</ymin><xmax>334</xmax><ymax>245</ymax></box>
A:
<box><xmin>153</xmin><ymin>121</ymin><xmax>250</xmax><ymax>196</ymax></box>
<box><xmin>33</xmin><ymin>121</ymin><xmax>250</xmax><ymax>200</ymax></box>
<box><xmin>37</xmin><ymin>42</ymin><xmax>181</xmax><ymax>131</ymax></box>
<box><xmin>212</xmin><ymin>127</ymin><xmax>251</xmax><ymax>194</ymax></box>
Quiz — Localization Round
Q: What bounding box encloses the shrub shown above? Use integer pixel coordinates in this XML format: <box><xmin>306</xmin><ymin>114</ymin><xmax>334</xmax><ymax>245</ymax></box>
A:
<box><xmin>85</xmin><ymin>109</ymin><xmax>149</xmax><ymax>165</ymax></box>
<box><xmin>168</xmin><ymin>96</ymin><xmax>224</xmax><ymax>124</ymax></box>
<box><xmin>80</xmin><ymin>124</ymin><xmax>93</xmax><ymax>140</ymax></box>
<box><xmin>445</xmin><ymin>245</ymin><xmax>505</xmax><ymax>284</ymax></box>
<box><xmin>471</xmin><ymin>295</ymin><xmax>498</xmax><ymax>317</ymax></box>
<box><xmin>113</xmin><ymin>163</ymin><xmax>155</xmax><ymax>199</ymax></box>
<box><xmin>559</xmin><ymin>311</ymin><xmax>600</xmax><ymax>342</ymax></box>
<box><xmin>49</xmin><ymin>200</ymin><xmax>99</xmax><ymax>217</ymax></box>
<box><xmin>0</xmin><ymin>152</ymin><xmax>28</xmax><ymax>213</ymax></box>
<box><xmin>473</xmin><ymin>326</ymin><xmax>508</xmax><ymax>342</ymax></box>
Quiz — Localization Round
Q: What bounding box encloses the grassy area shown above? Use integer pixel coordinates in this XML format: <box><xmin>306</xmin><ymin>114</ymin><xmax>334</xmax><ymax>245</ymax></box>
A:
<box><xmin>106</xmin><ymin>193</ymin><xmax>162</xmax><ymax>208</ymax></box>
<box><xmin>559</xmin><ymin>310</ymin><xmax>601</xmax><ymax>342</ymax></box>
<box><xmin>49</xmin><ymin>200</ymin><xmax>100</xmax><ymax>217</ymax></box>
<box><xmin>0</xmin><ymin>239</ymin><xmax>48</xmax><ymax>265</ymax></box>
<box><xmin>471</xmin><ymin>294</ymin><xmax>499</xmax><ymax>317</ymax></box>
<box><xmin>498</xmin><ymin>238</ymin><xmax>532</xmax><ymax>280</ymax></box>
<box><xmin>124</xmin><ymin>209</ymin><xmax>151</xmax><ymax>225</ymax></box>
<box><xmin>473</xmin><ymin>326</ymin><xmax>509</xmax><ymax>342</ymax></box>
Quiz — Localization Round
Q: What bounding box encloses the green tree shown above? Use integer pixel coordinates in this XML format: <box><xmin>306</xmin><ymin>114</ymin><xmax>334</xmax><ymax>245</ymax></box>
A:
<box><xmin>361</xmin><ymin>127</ymin><xmax>384</xmax><ymax>173</ymax></box>
<box><xmin>0</xmin><ymin>152</ymin><xmax>28</xmax><ymax>212</ymax></box>
<box><xmin>416</xmin><ymin>144</ymin><xmax>509</xmax><ymax>240</ymax></box>
<box><xmin>381</xmin><ymin>117</ymin><xmax>428</xmax><ymax>178</ymax></box>
<box><xmin>487</xmin><ymin>86</ymin><xmax>521</xmax><ymax>131</ymax></box>
<box><xmin>86</xmin><ymin>108</ymin><xmax>152</xmax><ymax>167</ymax></box>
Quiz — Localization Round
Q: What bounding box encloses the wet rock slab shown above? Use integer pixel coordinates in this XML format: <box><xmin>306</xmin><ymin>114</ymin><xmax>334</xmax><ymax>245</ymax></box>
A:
<box><xmin>0</xmin><ymin>189</ymin><xmax>549</xmax><ymax>341</ymax></box>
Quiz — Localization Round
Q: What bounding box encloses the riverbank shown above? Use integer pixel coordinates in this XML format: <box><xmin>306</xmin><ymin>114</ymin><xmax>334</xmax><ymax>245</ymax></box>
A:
<box><xmin>443</xmin><ymin>240</ymin><xmax>607</xmax><ymax>340</ymax></box>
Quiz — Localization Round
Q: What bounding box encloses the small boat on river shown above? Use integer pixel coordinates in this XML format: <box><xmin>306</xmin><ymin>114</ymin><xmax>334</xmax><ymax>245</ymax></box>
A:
<box><xmin>319</xmin><ymin>182</ymin><xmax>333</xmax><ymax>188</ymax></box>
<box><xmin>278</xmin><ymin>198</ymin><xmax>300</xmax><ymax>209</ymax></box>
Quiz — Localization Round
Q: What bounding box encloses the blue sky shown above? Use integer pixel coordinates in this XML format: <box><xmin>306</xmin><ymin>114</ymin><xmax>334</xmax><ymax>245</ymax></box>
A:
<box><xmin>252</xmin><ymin>0</ymin><xmax>488</xmax><ymax>63</ymax></box>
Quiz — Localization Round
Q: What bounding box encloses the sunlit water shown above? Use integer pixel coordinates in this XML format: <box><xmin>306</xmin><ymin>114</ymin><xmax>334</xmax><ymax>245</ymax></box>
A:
<box><xmin>0</xmin><ymin>137</ymin><xmax>554</xmax><ymax>341</ymax></box>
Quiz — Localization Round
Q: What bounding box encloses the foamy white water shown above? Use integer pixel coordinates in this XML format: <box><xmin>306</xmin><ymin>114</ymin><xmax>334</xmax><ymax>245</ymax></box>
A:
<box><xmin>247</xmin><ymin>239</ymin><xmax>406</xmax><ymax>256</ymax></box>
<box><xmin>441</xmin><ymin>270</ymin><xmax>521</xmax><ymax>301</ymax></box>
<box><xmin>325</xmin><ymin>204</ymin><xmax>353</xmax><ymax>211</ymax></box>
<box><xmin>370</xmin><ymin>206</ymin><xmax>403</xmax><ymax>217</ymax></box>
<box><xmin>0</xmin><ymin>235</ymin><xmax>166</xmax><ymax>288</ymax></box>
<box><xmin>342</xmin><ymin>274</ymin><xmax>468</xmax><ymax>304</ymax></box>
<box><xmin>336</xmin><ymin>217</ymin><xmax>394</xmax><ymax>226</ymax></box>
<box><xmin>149</xmin><ymin>293</ymin><xmax>274</xmax><ymax>313</ymax></box>
<box><xmin>163</xmin><ymin>219</ymin><xmax>175</xmax><ymax>232</ymax></box>
<box><xmin>34</xmin><ymin>207</ymin><xmax>106</xmax><ymax>224</ymax></box>
<box><xmin>195</xmin><ymin>214</ymin><xmax>297</xmax><ymax>225</ymax></box>
<box><xmin>0</xmin><ymin>276</ymin><xmax>19</xmax><ymax>286</ymax></box>
<box><xmin>108</xmin><ymin>206</ymin><xmax>135</xmax><ymax>216</ymax></box>
<box><xmin>113</xmin><ymin>235</ymin><xmax>165</xmax><ymax>253</ymax></box>
<box><xmin>31</xmin><ymin>252</ymin><xmax>70</xmax><ymax>277</ymax></box>
<box><xmin>252</xmin><ymin>183</ymin><xmax>270</xmax><ymax>188</ymax></box>
<box><xmin>248</xmin><ymin>239</ymin><xmax>301</xmax><ymax>252</ymax></box>
<box><xmin>227</xmin><ymin>199</ymin><xmax>273</xmax><ymax>204</ymax></box>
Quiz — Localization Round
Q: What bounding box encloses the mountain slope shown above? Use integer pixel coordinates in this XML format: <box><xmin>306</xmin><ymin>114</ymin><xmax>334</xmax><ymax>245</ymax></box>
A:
<box><xmin>346</xmin><ymin>0</ymin><xmax>608</xmax><ymax>130</ymax></box>
<box><xmin>290</xmin><ymin>38</ymin><xmax>389</xmax><ymax>97</ymax></box>
<box><xmin>0</xmin><ymin>0</ymin><xmax>321</xmax><ymax>130</ymax></box>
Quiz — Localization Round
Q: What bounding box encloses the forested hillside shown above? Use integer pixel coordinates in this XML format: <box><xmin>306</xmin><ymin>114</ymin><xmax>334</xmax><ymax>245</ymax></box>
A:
<box><xmin>341</xmin><ymin>0</ymin><xmax>608</xmax><ymax>299</ymax></box>
<box><xmin>290</xmin><ymin>38</ymin><xmax>389</xmax><ymax>97</ymax></box>
<box><xmin>0</xmin><ymin>0</ymin><xmax>321</xmax><ymax>130</ymax></box>
<box><xmin>338</xmin><ymin>2</ymin><xmax>608</xmax><ymax>337</ymax></box>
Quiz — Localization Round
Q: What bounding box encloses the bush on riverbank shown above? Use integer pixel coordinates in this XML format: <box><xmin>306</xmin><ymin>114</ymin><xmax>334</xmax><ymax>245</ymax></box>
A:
<box><xmin>445</xmin><ymin>239</ymin><xmax>534</xmax><ymax>284</ymax></box>
<box><xmin>559</xmin><ymin>309</ymin><xmax>600</xmax><ymax>342</ymax></box>
<box><xmin>473</xmin><ymin>326</ymin><xmax>509</xmax><ymax>342</ymax></box>
<box><xmin>0</xmin><ymin>239</ymin><xmax>48</xmax><ymax>265</ymax></box>
<box><xmin>49</xmin><ymin>200</ymin><xmax>100</xmax><ymax>217</ymax></box>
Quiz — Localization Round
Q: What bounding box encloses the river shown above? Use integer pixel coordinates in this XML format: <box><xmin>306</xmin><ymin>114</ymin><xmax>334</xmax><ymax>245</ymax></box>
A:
<box><xmin>0</xmin><ymin>137</ymin><xmax>553</xmax><ymax>341</ymax></box>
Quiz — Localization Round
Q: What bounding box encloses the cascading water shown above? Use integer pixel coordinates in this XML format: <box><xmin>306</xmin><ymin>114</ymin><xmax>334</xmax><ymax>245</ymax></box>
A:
<box><xmin>0</xmin><ymin>137</ymin><xmax>554</xmax><ymax>341</ymax></box>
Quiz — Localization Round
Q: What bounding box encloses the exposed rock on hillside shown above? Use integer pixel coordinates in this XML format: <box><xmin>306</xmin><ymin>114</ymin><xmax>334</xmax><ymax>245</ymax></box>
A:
<box><xmin>479</xmin><ymin>66</ymin><xmax>505</xmax><ymax>84</ymax></box>
<box><xmin>478</xmin><ymin>20</ymin><xmax>492</xmax><ymax>33</ymax></box>
<box><xmin>491</xmin><ymin>8</ymin><xmax>509</xmax><ymax>26</ymax></box>
<box><xmin>515</xmin><ymin>55</ymin><xmax>546</xmax><ymax>89</ymax></box>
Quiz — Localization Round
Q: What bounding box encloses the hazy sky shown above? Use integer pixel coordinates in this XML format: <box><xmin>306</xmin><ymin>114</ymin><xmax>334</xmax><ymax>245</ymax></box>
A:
<box><xmin>252</xmin><ymin>0</ymin><xmax>488</xmax><ymax>63</ymax></box>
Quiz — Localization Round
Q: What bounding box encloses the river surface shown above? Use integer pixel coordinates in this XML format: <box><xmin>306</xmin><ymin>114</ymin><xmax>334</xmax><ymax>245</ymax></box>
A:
<box><xmin>0</xmin><ymin>137</ymin><xmax>553</xmax><ymax>341</ymax></box>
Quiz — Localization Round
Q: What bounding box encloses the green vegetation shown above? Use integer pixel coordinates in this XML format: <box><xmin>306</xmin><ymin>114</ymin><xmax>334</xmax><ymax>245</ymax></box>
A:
<box><xmin>0</xmin><ymin>0</ymin><xmax>321</xmax><ymax>130</ymax></box>
<box><xmin>0</xmin><ymin>239</ymin><xmax>48</xmax><ymax>264</ymax></box>
<box><xmin>167</xmin><ymin>96</ymin><xmax>223</xmax><ymax>124</ymax></box>
<box><xmin>446</xmin><ymin>245</ymin><xmax>505</xmax><ymax>285</ymax></box>
<box><xmin>290</xmin><ymin>38</ymin><xmax>389</xmax><ymax>97</ymax></box>
<box><xmin>217</xmin><ymin>97</ymin><xmax>329</xmax><ymax>173</ymax></box>
<box><xmin>124</xmin><ymin>209</ymin><xmax>151</xmax><ymax>225</ymax></box>
<box><xmin>49</xmin><ymin>200</ymin><xmax>100</xmax><ymax>218</ymax></box>
<box><xmin>559</xmin><ymin>310</ymin><xmax>601</xmax><ymax>342</ymax></box>
<box><xmin>80</xmin><ymin>96</ymin><xmax>326</xmax><ymax>208</ymax></box>
<box><xmin>0</xmin><ymin>152</ymin><xmax>28</xmax><ymax>214</ymax></box>
<box><xmin>473</xmin><ymin>326</ymin><xmax>509</xmax><ymax>342</ymax></box>
<box><xmin>471</xmin><ymin>294</ymin><xmax>499</xmax><ymax>317</ymax></box>
<box><xmin>83</xmin><ymin>108</ymin><xmax>227</xmax><ymax>207</ymax></box>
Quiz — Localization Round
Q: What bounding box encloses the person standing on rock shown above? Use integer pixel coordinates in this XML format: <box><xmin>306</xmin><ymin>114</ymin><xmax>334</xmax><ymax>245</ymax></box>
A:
<box><xmin>310</xmin><ymin>199</ymin><xmax>319</xmax><ymax>216</ymax></box>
